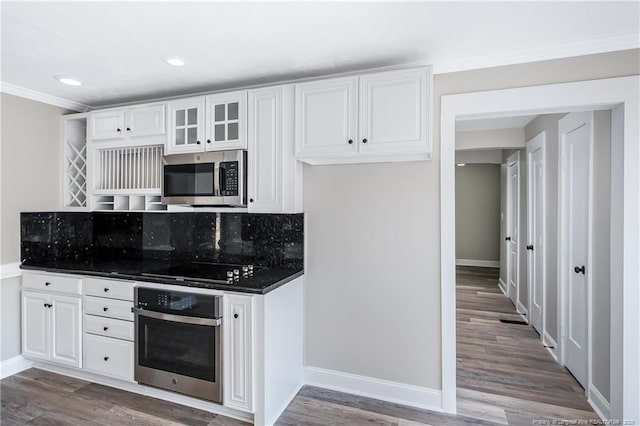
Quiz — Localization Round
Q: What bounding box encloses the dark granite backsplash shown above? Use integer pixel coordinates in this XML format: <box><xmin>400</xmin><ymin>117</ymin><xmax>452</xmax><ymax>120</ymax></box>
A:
<box><xmin>22</xmin><ymin>212</ymin><xmax>304</xmax><ymax>268</ymax></box>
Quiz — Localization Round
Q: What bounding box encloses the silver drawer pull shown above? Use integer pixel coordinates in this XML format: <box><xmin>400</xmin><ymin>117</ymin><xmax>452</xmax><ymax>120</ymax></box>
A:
<box><xmin>131</xmin><ymin>307</ymin><xmax>221</xmax><ymax>327</ymax></box>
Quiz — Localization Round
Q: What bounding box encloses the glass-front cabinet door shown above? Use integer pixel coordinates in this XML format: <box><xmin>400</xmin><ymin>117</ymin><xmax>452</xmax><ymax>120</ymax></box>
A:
<box><xmin>205</xmin><ymin>91</ymin><xmax>247</xmax><ymax>151</ymax></box>
<box><xmin>166</xmin><ymin>97</ymin><xmax>205</xmax><ymax>154</ymax></box>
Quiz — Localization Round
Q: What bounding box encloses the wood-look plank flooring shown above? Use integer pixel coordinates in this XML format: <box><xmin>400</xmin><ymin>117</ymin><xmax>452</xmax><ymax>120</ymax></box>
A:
<box><xmin>455</xmin><ymin>266</ymin><xmax>599</xmax><ymax>424</ymax></box>
<box><xmin>1</xmin><ymin>267</ymin><xmax>599</xmax><ymax>425</ymax></box>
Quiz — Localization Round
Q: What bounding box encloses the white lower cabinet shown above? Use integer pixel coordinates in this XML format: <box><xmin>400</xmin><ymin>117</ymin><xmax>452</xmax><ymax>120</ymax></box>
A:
<box><xmin>82</xmin><ymin>277</ymin><xmax>135</xmax><ymax>382</ymax></box>
<box><xmin>22</xmin><ymin>290</ymin><xmax>82</xmax><ymax>368</ymax></box>
<box><xmin>84</xmin><ymin>333</ymin><xmax>134</xmax><ymax>381</ymax></box>
<box><xmin>223</xmin><ymin>294</ymin><xmax>253</xmax><ymax>412</ymax></box>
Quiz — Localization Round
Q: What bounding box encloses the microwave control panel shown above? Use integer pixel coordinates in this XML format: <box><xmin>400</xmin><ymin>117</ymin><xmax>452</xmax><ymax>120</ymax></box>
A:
<box><xmin>220</xmin><ymin>161</ymin><xmax>239</xmax><ymax>196</ymax></box>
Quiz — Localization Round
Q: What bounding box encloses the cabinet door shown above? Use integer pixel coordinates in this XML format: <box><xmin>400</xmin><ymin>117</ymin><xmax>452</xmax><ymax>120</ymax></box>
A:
<box><xmin>359</xmin><ymin>68</ymin><xmax>428</xmax><ymax>154</ymax></box>
<box><xmin>22</xmin><ymin>291</ymin><xmax>49</xmax><ymax>361</ymax></box>
<box><xmin>295</xmin><ymin>77</ymin><xmax>358</xmax><ymax>158</ymax></box>
<box><xmin>224</xmin><ymin>294</ymin><xmax>253</xmax><ymax>412</ymax></box>
<box><xmin>89</xmin><ymin>110</ymin><xmax>125</xmax><ymax>140</ymax></box>
<box><xmin>50</xmin><ymin>294</ymin><xmax>82</xmax><ymax>368</ymax></box>
<box><xmin>248</xmin><ymin>87</ymin><xmax>282</xmax><ymax>213</ymax></box>
<box><xmin>166</xmin><ymin>97</ymin><xmax>205</xmax><ymax>154</ymax></box>
<box><xmin>126</xmin><ymin>104</ymin><xmax>166</xmax><ymax>138</ymax></box>
<box><xmin>205</xmin><ymin>91</ymin><xmax>247</xmax><ymax>151</ymax></box>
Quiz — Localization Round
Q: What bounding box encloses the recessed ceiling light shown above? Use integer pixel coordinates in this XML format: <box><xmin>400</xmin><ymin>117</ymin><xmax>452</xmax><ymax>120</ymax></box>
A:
<box><xmin>55</xmin><ymin>76</ymin><xmax>82</xmax><ymax>86</ymax></box>
<box><xmin>456</xmin><ymin>163</ymin><xmax>466</xmax><ymax>167</ymax></box>
<box><xmin>166</xmin><ymin>57</ymin><xmax>185</xmax><ymax>67</ymax></box>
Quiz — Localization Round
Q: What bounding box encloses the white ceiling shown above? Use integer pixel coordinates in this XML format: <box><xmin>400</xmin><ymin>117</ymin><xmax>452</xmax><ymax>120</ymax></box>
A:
<box><xmin>1</xmin><ymin>1</ymin><xmax>638</xmax><ymax>108</ymax></box>
<box><xmin>456</xmin><ymin>115</ymin><xmax>537</xmax><ymax>132</ymax></box>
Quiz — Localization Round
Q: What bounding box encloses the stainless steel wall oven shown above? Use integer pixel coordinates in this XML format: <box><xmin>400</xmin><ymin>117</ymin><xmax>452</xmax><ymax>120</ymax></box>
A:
<box><xmin>132</xmin><ymin>287</ymin><xmax>222</xmax><ymax>402</ymax></box>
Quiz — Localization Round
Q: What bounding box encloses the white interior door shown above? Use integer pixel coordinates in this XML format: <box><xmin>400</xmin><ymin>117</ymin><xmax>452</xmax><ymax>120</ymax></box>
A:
<box><xmin>506</xmin><ymin>152</ymin><xmax>520</xmax><ymax>304</ymax></box>
<box><xmin>559</xmin><ymin>112</ymin><xmax>592</xmax><ymax>389</ymax></box>
<box><xmin>527</xmin><ymin>133</ymin><xmax>546</xmax><ymax>334</ymax></box>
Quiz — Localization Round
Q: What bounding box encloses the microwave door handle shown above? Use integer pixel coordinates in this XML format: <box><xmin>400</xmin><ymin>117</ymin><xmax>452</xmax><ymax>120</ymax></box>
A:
<box><xmin>213</xmin><ymin>161</ymin><xmax>220</xmax><ymax>197</ymax></box>
<box><xmin>219</xmin><ymin>164</ymin><xmax>226</xmax><ymax>195</ymax></box>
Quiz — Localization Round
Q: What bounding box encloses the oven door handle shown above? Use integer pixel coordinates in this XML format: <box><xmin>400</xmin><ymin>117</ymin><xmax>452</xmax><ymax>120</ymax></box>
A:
<box><xmin>131</xmin><ymin>307</ymin><xmax>221</xmax><ymax>327</ymax></box>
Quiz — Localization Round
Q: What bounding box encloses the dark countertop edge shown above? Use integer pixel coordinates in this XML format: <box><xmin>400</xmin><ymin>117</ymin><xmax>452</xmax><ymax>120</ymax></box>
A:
<box><xmin>19</xmin><ymin>265</ymin><xmax>304</xmax><ymax>295</ymax></box>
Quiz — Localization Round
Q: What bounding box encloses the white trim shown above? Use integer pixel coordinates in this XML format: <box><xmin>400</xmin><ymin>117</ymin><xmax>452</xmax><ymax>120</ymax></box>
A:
<box><xmin>433</xmin><ymin>34</ymin><xmax>640</xmax><ymax>74</ymax></box>
<box><xmin>440</xmin><ymin>76</ymin><xmax>640</xmax><ymax>421</ymax></box>
<box><xmin>303</xmin><ymin>366</ymin><xmax>442</xmax><ymax>412</ymax></box>
<box><xmin>32</xmin><ymin>362</ymin><xmax>253</xmax><ymax>423</ymax></box>
<box><xmin>0</xmin><ymin>263</ymin><xmax>22</xmax><ymax>280</ymax></box>
<box><xmin>498</xmin><ymin>278</ymin><xmax>507</xmax><ymax>296</ymax></box>
<box><xmin>588</xmin><ymin>384</ymin><xmax>611</xmax><ymax>421</ymax></box>
<box><xmin>0</xmin><ymin>355</ymin><xmax>33</xmax><ymax>379</ymax></box>
<box><xmin>515</xmin><ymin>301</ymin><xmax>529</xmax><ymax>317</ymax></box>
<box><xmin>542</xmin><ymin>331</ymin><xmax>559</xmax><ymax>363</ymax></box>
<box><xmin>0</xmin><ymin>82</ymin><xmax>89</xmax><ymax>112</ymax></box>
<box><xmin>455</xmin><ymin>259</ymin><xmax>499</xmax><ymax>268</ymax></box>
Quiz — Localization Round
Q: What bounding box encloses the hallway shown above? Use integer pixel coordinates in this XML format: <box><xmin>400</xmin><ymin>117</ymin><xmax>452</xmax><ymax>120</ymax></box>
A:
<box><xmin>456</xmin><ymin>266</ymin><xmax>599</xmax><ymax>424</ymax></box>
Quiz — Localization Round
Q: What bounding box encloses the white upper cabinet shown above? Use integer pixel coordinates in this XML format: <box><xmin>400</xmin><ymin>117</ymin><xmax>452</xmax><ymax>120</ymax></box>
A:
<box><xmin>90</xmin><ymin>110</ymin><xmax>125</xmax><ymax>140</ymax></box>
<box><xmin>89</xmin><ymin>104</ymin><xmax>166</xmax><ymax>143</ymax></box>
<box><xmin>166</xmin><ymin>97</ymin><xmax>206</xmax><ymax>154</ymax></box>
<box><xmin>295</xmin><ymin>66</ymin><xmax>432</xmax><ymax>164</ymax></box>
<box><xmin>125</xmin><ymin>104</ymin><xmax>166</xmax><ymax>139</ymax></box>
<box><xmin>359</xmin><ymin>68</ymin><xmax>428</xmax><ymax>154</ymax></box>
<box><xmin>248</xmin><ymin>85</ymin><xmax>302</xmax><ymax>213</ymax></box>
<box><xmin>295</xmin><ymin>77</ymin><xmax>358</xmax><ymax>158</ymax></box>
<box><xmin>205</xmin><ymin>91</ymin><xmax>247</xmax><ymax>151</ymax></box>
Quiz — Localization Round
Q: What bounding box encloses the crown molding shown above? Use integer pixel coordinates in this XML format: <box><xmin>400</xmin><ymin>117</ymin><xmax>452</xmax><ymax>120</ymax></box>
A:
<box><xmin>0</xmin><ymin>82</ymin><xmax>91</xmax><ymax>112</ymax></box>
<box><xmin>433</xmin><ymin>33</ymin><xmax>640</xmax><ymax>74</ymax></box>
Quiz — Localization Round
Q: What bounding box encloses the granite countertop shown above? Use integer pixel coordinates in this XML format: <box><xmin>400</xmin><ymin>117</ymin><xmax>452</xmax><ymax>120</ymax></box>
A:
<box><xmin>20</xmin><ymin>259</ymin><xmax>303</xmax><ymax>295</ymax></box>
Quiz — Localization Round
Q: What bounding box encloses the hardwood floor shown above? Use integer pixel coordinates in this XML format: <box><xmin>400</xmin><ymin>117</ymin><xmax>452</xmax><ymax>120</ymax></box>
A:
<box><xmin>1</xmin><ymin>267</ymin><xmax>599</xmax><ymax>425</ymax></box>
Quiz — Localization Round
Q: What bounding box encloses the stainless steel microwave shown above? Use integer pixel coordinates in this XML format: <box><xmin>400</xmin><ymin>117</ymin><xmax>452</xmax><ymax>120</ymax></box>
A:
<box><xmin>161</xmin><ymin>150</ymin><xmax>247</xmax><ymax>206</ymax></box>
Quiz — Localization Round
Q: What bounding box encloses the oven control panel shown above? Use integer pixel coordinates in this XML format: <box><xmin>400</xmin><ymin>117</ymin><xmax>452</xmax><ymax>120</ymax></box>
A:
<box><xmin>135</xmin><ymin>287</ymin><xmax>221</xmax><ymax>319</ymax></box>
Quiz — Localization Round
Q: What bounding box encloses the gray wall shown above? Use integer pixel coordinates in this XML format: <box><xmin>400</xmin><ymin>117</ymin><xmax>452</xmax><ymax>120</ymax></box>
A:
<box><xmin>0</xmin><ymin>277</ymin><xmax>22</xmax><ymax>361</ymax></box>
<box><xmin>592</xmin><ymin>110</ymin><xmax>612</xmax><ymax>401</ymax></box>
<box><xmin>1</xmin><ymin>93</ymin><xmax>68</xmax><ymax>264</ymax></box>
<box><xmin>1</xmin><ymin>93</ymin><xmax>68</xmax><ymax>362</ymax></box>
<box><xmin>455</xmin><ymin>164</ymin><xmax>500</xmax><ymax>263</ymax></box>
<box><xmin>303</xmin><ymin>48</ymin><xmax>639</xmax><ymax>390</ymax></box>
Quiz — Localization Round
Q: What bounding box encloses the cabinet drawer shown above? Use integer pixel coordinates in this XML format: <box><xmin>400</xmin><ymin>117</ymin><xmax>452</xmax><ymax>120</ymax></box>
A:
<box><xmin>84</xmin><ymin>333</ymin><xmax>134</xmax><ymax>381</ymax></box>
<box><xmin>85</xmin><ymin>278</ymin><xmax>134</xmax><ymax>301</ymax></box>
<box><xmin>84</xmin><ymin>296</ymin><xmax>133</xmax><ymax>321</ymax></box>
<box><xmin>22</xmin><ymin>273</ymin><xmax>82</xmax><ymax>296</ymax></box>
<box><xmin>84</xmin><ymin>315</ymin><xmax>134</xmax><ymax>341</ymax></box>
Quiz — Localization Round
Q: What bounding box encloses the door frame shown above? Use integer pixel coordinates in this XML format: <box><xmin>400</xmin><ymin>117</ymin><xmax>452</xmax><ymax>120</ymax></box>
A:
<box><xmin>526</xmin><ymin>131</ymin><xmax>546</xmax><ymax>336</ymax></box>
<box><xmin>440</xmin><ymin>75</ymin><xmax>640</xmax><ymax>420</ymax></box>
<box><xmin>505</xmin><ymin>151</ymin><xmax>521</xmax><ymax>307</ymax></box>
<box><xmin>557</xmin><ymin>111</ymin><xmax>594</xmax><ymax>391</ymax></box>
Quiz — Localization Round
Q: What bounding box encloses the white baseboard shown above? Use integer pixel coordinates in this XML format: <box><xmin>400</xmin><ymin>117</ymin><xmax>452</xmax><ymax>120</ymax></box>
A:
<box><xmin>32</xmin><ymin>362</ymin><xmax>253</xmax><ymax>424</ymax></box>
<box><xmin>588</xmin><ymin>384</ymin><xmax>610</xmax><ymax>421</ymax></box>
<box><xmin>498</xmin><ymin>278</ymin><xmax>507</xmax><ymax>296</ymax></box>
<box><xmin>516</xmin><ymin>300</ymin><xmax>529</xmax><ymax>317</ymax></box>
<box><xmin>542</xmin><ymin>331</ymin><xmax>559</xmax><ymax>362</ymax></box>
<box><xmin>456</xmin><ymin>259</ymin><xmax>500</xmax><ymax>268</ymax></box>
<box><xmin>303</xmin><ymin>366</ymin><xmax>442</xmax><ymax>412</ymax></box>
<box><xmin>0</xmin><ymin>355</ymin><xmax>33</xmax><ymax>379</ymax></box>
<box><xmin>0</xmin><ymin>263</ymin><xmax>22</xmax><ymax>280</ymax></box>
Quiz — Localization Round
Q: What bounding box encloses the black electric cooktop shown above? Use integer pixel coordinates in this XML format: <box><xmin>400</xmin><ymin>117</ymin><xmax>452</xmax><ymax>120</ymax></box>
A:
<box><xmin>142</xmin><ymin>262</ymin><xmax>266</xmax><ymax>284</ymax></box>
